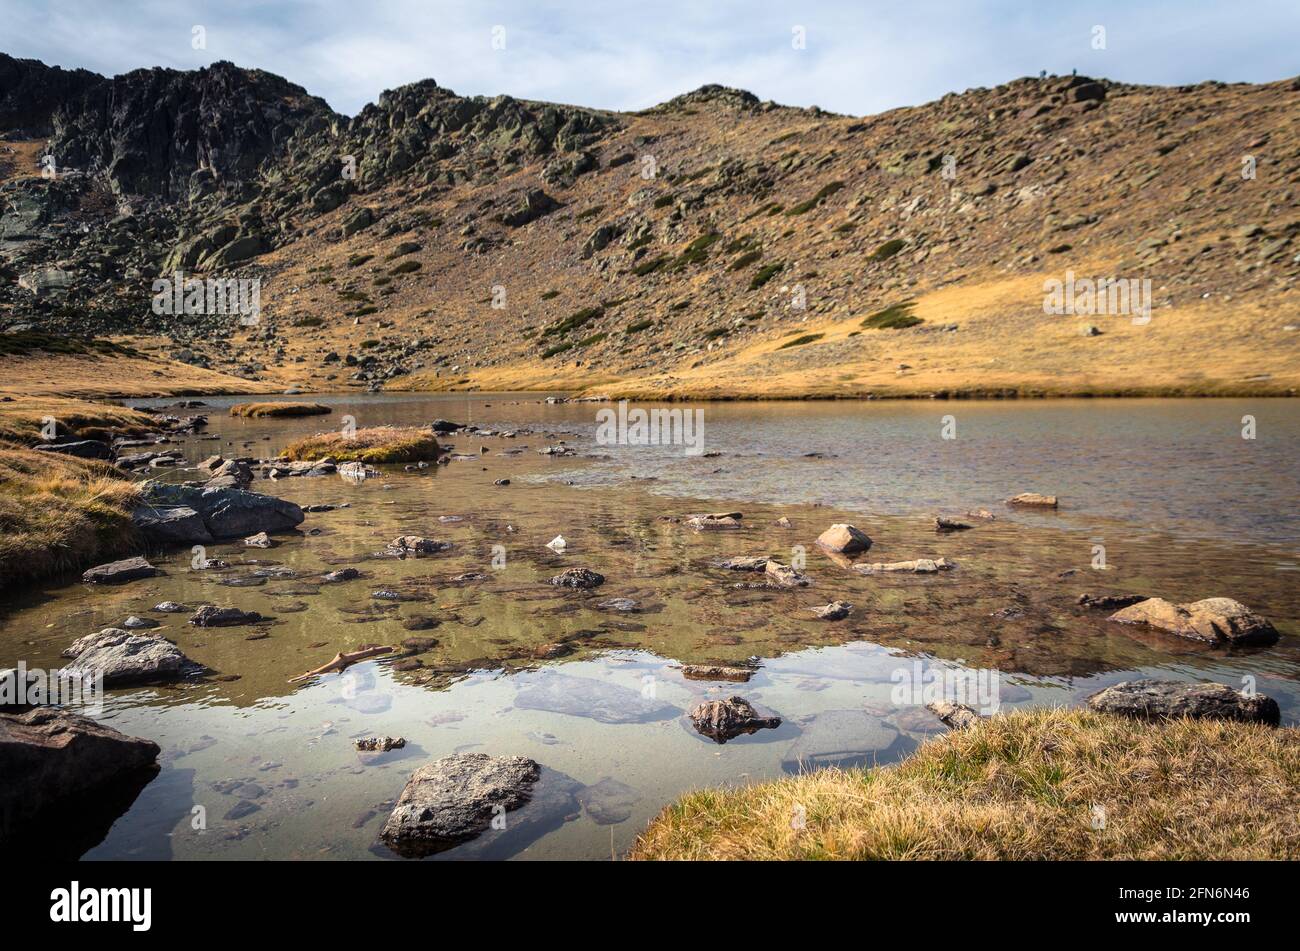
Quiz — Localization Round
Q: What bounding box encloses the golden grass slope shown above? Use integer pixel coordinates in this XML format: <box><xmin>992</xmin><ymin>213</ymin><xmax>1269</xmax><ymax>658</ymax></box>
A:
<box><xmin>630</xmin><ymin>708</ymin><xmax>1300</xmax><ymax>860</ymax></box>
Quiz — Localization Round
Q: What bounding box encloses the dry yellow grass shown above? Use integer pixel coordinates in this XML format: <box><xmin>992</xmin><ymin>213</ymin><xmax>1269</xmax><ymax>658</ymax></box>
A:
<box><xmin>0</xmin><ymin>441</ymin><xmax>140</xmax><ymax>590</ymax></box>
<box><xmin>230</xmin><ymin>401</ymin><xmax>332</xmax><ymax>418</ymax></box>
<box><xmin>630</xmin><ymin>708</ymin><xmax>1300</xmax><ymax>860</ymax></box>
<box><xmin>0</xmin><ymin>396</ymin><xmax>157</xmax><ymax>444</ymax></box>
<box><xmin>281</xmin><ymin>425</ymin><xmax>440</xmax><ymax>463</ymax></box>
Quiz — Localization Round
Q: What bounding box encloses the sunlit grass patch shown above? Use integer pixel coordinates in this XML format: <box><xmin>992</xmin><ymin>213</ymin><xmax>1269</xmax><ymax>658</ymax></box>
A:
<box><xmin>860</xmin><ymin>301</ymin><xmax>922</xmax><ymax>329</ymax></box>
<box><xmin>282</xmin><ymin>426</ymin><xmax>440</xmax><ymax>463</ymax></box>
<box><xmin>631</xmin><ymin>708</ymin><xmax>1300</xmax><ymax>860</ymax></box>
<box><xmin>230</xmin><ymin>402</ymin><xmax>332</xmax><ymax>418</ymax></box>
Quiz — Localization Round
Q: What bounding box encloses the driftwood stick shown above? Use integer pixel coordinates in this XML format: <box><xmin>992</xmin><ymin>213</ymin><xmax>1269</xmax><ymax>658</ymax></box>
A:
<box><xmin>289</xmin><ymin>645</ymin><xmax>394</xmax><ymax>683</ymax></box>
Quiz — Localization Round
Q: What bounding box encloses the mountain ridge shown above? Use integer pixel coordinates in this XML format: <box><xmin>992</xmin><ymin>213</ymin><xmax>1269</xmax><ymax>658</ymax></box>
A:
<box><xmin>1</xmin><ymin>53</ymin><xmax>1298</xmax><ymax>398</ymax></box>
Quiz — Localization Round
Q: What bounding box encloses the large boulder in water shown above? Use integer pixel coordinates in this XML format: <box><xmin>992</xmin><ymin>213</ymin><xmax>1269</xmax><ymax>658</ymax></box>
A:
<box><xmin>380</xmin><ymin>753</ymin><xmax>539</xmax><ymax>856</ymax></box>
<box><xmin>61</xmin><ymin>628</ymin><xmax>190</xmax><ymax>687</ymax></box>
<box><xmin>815</xmin><ymin>523</ymin><xmax>872</xmax><ymax>554</ymax></box>
<box><xmin>132</xmin><ymin>481</ymin><xmax>303</xmax><ymax>544</ymax></box>
<box><xmin>0</xmin><ymin>708</ymin><xmax>159</xmax><ymax>855</ymax></box>
<box><xmin>1087</xmin><ymin>679</ymin><xmax>1280</xmax><ymax>725</ymax></box>
<box><xmin>1108</xmin><ymin>597</ymin><xmax>1279</xmax><ymax>646</ymax></box>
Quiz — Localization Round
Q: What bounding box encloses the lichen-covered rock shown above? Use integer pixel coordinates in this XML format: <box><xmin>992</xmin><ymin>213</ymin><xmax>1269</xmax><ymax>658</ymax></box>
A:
<box><xmin>1087</xmin><ymin>679</ymin><xmax>1280</xmax><ymax>725</ymax></box>
<box><xmin>1108</xmin><ymin>597</ymin><xmax>1279</xmax><ymax>646</ymax></box>
<box><xmin>61</xmin><ymin>628</ymin><xmax>190</xmax><ymax>687</ymax></box>
<box><xmin>380</xmin><ymin>753</ymin><xmax>540</xmax><ymax>856</ymax></box>
<box><xmin>689</xmin><ymin>696</ymin><xmax>781</xmax><ymax>743</ymax></box>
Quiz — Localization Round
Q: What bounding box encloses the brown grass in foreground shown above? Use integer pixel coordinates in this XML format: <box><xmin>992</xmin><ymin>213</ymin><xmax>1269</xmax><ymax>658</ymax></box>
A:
<box><xmin>281</xmin><ymin>425</ymin><xmax>440</xmax><ymax>463</ymax></box>
<box><xmin>0</xmin><ymin>396</ymin><xmax>157</xmax><ymax>444</ymax></box>
<box><xmin>0</xmin><ymin>442</ymin><xmax>140</xmax><ymax>590</ymax></box>
<box><xmin>230</xmin><ymin>401</ymin><xmax>332</xmax><ymax>418</ymax></box>
<box><xmin>630</xmin><ymin>708</ymin><xmax>1300</xmax><ymax>860</ymax></box>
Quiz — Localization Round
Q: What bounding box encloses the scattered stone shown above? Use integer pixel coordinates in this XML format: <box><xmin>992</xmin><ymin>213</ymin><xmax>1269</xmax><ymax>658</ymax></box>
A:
<box><xmin>320</xmin><ymin>568</ymin><xmax>360</xmax><ymax>583</ymax></box>
<box><xmin>686</xmin><ymin>512</ymin><xmax>742</xmax><ymax>530</ymax></box>
<box><xmin>392</xmin><ymin>535</ymin><xmax>451</xmax><ymax>555</ymax></box>
<box><xmin>811</xmin><ymin>600</ymin><xmax>852</xmax><ymax>620</ymax></box>
<box><xmin>1006</xmin><ymin>493</ymin><xmax>1059</xmax><ymax>508</ymax></box>
<box><xmin>548</xmin><ymin>567</ymin><xmax>605</xmax><ymax>589</ymax></box>
<box><xmin>764</xmin><ymin>560</ymin><xmax>810</xmax><ymax>587</ymax></box>
<box><xmin>153</xmin><ymin>601</ymin><xmax>188</xmax><ymax>613</ymax></box>
<box><xmin>935</xmin><ymin>516</ymin><xmax>973</xmax><ymax>532</ymax></box>
<box><xmin>689</xmin><ymin>696</ymin><xmax>781</xmax><ymax>743</ymax></box>
<box><xmin>815</xmin><ymin>523</ymin><xmax>872</xmax><ymax>553</ymax></box>
<box><xmin>355</xmin><ymin>736</ymin><xmax>406</xmax><ymax>752</ymax></box>
<box><xmin>925</xmin><ymin>701</ymin><xmax>982</xmax><ymax>730</ymax></box>
<box><xmin>244</xmin><ymin>531</ymin><xmax>273</xmax><ymax>548</ymax></box>
<box><xmin>189</xmin><ymin>606</ymin><xmax>264</xmax><ymax>627</ymax></box>
<box><xmin>81</xmin><ymin>556</ymin><xmax>157</xmax><ymax>585</ymax></box>
<box><xmin>1108</xmin><ymin>597</ymin><xmax>1279</xmax><ymax>646</ymax></box>
<box><xmin>120</xmin><ymin>615</ymin><xmax>159</xmax><ymax>630</ymax></box>
<box><xmin>1087</xmin><ymin>680</ymin><xmax>1280</xmax><ymax>725</ymax></box>
<box><xmin>595</xmin><ymin>597</ymin><xmax>640</xmax><ymax>612</ymax></box>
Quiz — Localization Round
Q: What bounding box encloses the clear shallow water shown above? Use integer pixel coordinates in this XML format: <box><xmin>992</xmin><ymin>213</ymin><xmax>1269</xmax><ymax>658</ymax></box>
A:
<box><xmin>2</xmin><ymin>394</ymin><xmax>1297</xmax><ymax>860</ymax></box>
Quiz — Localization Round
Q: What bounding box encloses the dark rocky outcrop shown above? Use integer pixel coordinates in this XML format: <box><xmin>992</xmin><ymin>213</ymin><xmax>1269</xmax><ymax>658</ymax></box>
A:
<box><xmin>1087</xmin><ymin>679</ymin><xmax>1280</xmax><ymax>725</ymax></box>
<box><xmin>132</xmin><ymin>481</ymin><xmax>303</xmax><ymax>545</ymax></box>
<box><xmin>0</xmin><ymin>707</ymin><xmax>159</xmax><ymax>857</ymax></box>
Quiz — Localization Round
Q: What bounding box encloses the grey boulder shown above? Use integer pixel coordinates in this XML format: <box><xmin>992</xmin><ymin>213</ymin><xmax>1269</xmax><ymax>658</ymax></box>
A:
<box><xmin>81</xmin><ymin>556</ymin><xmax>158</xmax><ymax>584</ymax></box>
<box><xmin>61</xmin><ymin>628</ymin><xmax>190</xmax><ymax>687</ymax></box>
<box><xmin>1086</xmin><ymin>679</ymin><xmax>1280</xmax><ymax>725</ymax></box>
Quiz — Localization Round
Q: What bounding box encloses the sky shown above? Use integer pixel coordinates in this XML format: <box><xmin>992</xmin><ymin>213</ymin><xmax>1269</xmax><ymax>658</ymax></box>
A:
<box><xmin>2</xmin><ymin>0</ymin><xmax>1297</xmax><ymax>117</ymax></box>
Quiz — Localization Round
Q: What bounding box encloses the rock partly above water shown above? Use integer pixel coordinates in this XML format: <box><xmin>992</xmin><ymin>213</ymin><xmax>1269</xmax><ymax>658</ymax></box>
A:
<box><xmin>681</xmin><ymin>664</ymin><xmax>755</xmax><ymax>682</ymax></box>
<box><xmin>548</xmin><ymin>567</ymin><xmax>605</xmax><ymax>589</ymax></box>
<box><xmin>131</xmin><ymin>481</ymin><xmax>304</xmax><ymax>546</ymax></box>
<box><xmin>1006</xmin><ymin>493</ymin><xmax>1059</xmax><ymax>508</ymax></box>
<box><xmin>854</xmin><ymin>557</ymin><xmax>956</xmax><ymax>574</ymax></box>
<box><xmin>689</xmin><ymin>696</ymin><xmax>782</xmax><ymax>743</ymax></box>
<box><xmin>1087</xmin><ymin>679</ymin><xmax>1281</xmax><ymax>724</ymax></box>
<box><xmin>189</xmin><ymin>606</ymin><xmax>264</xmax><ymax>627</ymax></box>
<box><xmin>1108</xmin><ymin>597</ymin><xmax>1279</xmax><ymax>646</ymax></box>
<box><xmin>61</xmin><ymin>628</ymin><xmax>190</xmax><ymax>687</ymax></box>
<box><xmin>816</xmin><ymin>523</ymin><xmax>872</xmax><ymax>553</ymax></box>
<box><xmin>0</xmin><ymin>708</ymin><xmax>160</xmax><ymax>852</ymax></box>
<box><xmin>81</xmin><ymin>556</ymin><xmax>158</xmax><ymax>584</ymax></box>
<box><xmin>380</xmin><ymin>753</ymin><xmax>539</xmax><ymax>857</ymax></box>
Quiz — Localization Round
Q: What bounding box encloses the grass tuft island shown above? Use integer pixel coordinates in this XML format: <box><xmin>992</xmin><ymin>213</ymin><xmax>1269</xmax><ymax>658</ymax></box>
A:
<box><xmin>630</xmin><ymin>708</ymin><xmax>1300</xmax><ymax>860</ymax></box>
<box><xmin>230</xmin><ymin>401</ymin><xmax>332</xmax><ymax>418</ymax></box>
<box><xmin>282</xmin><ymin>425</ymin><xmax>441</xmax><ymax>464</ymax></box>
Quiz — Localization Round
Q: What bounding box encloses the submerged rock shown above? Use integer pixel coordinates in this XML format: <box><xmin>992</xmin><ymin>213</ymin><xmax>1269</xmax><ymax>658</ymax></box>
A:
<box><xmin>548</xmin><ymin>567</ymin><xmax>605</xmax><ymax>589</ymax></box>
<box><xmin>686</xmin><ymin>512</ymin><xmax>742</xmax><ymax>531</ymax></box>
<box><xmin>61</xmin><ymin>628</ymin><xmax>190</xmax><ymax>687</ymax></box>
<box><xmin>717</xmin><ymin>555</ymin><xmax>769</xmax><ymax>571</ymax></box>
<box><xmin>689</xmin><ymin>696</ymin><xmax>781</xmax><ymax>743</ymax></box>
<box><xmin>816</xmin><ymin>523</ymin><xmax>872</xmax><ymax>553</ymax></box>
<box><xmin>380</xmin><ymin>753</ymin><xmax>539</xmax><ymax>856</ymax></box>
<box><xmin>1087</xmin><ymin>679</ymin><xmax>1280</xmax><ymax>725</ymax></box>
<box><xmin>391</xmin><ymin>535</ymin><xmax>451</xmax><ymax>555</ymax></box>
<box><xmin>783</xmin><ymin>710</ymin><xmax>900</xmax><ymax>771</ymax></box>
<box><xmin>1108</xmin><ymin>597</ymin><xmax>1279</xmax><ymax>646</ymax></box>
<box><xmin>854</xmin><ymin>557</ymin><xmax>956</xmax><ymax>574</ymax></box>
<box><xmin>1077</xmin><ymin>592</ymin><xmax>1147</xmax><ymax>610</ymax></box>
<box><xmin>81</xmin><ymin>556</ymin><xmax>157</xmax><ymax>585</ymax></box>
<box><xmin>514</xmin><ymin>671</ymin><xmax>676</xmax><ymax>724</ymax></box>
<box><xmin>576</xmin><ymin>777</ymin><xmax>642</xmax><ymax>825</ymax></box>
